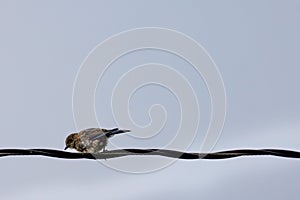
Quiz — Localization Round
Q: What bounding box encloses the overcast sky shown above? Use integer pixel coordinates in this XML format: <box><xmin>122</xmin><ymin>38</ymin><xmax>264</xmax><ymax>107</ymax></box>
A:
<box><xmin>0</xmin><ymin>0</ymin><xmax>300</xmax><ymax>199</ymax></box>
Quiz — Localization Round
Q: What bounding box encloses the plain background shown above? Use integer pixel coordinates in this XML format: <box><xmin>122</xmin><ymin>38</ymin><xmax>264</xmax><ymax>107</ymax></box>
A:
<box><xmin>0</xmin><ymin>0</ymin><xmax>300</xmax><ymax>199</ymax></box>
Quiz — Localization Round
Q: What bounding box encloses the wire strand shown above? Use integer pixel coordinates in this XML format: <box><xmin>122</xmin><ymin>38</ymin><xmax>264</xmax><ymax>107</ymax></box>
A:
<box><xmin>0</xmin><ymin>148</ymin><xmax>300</xmax><ymax>160</ymax></box>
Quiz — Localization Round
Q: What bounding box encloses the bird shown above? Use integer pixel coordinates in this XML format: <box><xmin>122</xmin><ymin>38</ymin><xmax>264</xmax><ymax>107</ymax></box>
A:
<box><xmin>64</xmin><ymin>128</ymin><xmax>130</xmax><ymax>153</ymax></box>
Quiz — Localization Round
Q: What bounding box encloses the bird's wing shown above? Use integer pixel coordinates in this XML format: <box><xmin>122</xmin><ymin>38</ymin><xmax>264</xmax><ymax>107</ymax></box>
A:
<box><xmin>89</xmin><ymin>128</ymin><xmax>120</xmax><ymax>140</ymax></box>
<box><xmin>79</xmin><ymin>128</ymin><xmax>105</xmax><ymax>140</ymax></box>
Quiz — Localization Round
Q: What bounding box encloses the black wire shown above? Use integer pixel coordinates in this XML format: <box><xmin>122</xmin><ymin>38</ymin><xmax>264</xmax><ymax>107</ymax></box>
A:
<box><xmin>1</xmin><ymin>148</ymin><xmax>300</xmax><ymax>160</ymax></box>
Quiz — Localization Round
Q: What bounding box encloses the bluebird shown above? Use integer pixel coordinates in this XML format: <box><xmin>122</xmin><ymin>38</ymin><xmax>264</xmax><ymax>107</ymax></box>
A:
<box><xmin>64</xmin><ymin>128</ymin><xmax>130</xmax><ymax>153</ymax></box>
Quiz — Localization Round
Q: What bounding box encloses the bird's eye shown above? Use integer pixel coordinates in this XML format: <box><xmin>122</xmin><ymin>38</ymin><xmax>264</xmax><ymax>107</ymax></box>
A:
<box><xmin>66</xmin><ymin>137</ymin><xmax>73</xmax><ymax>144</ymax></box>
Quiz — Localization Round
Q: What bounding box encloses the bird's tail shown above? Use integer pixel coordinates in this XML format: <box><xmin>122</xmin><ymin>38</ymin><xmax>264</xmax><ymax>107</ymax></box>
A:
<box><xmin>105</xmin><ymin>128</ymin><xmax>130</xmax><ymax>137</ymax></box>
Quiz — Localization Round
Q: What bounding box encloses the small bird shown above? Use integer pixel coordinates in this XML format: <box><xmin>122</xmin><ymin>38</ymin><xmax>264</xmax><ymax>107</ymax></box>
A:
<box><xmin>64</xmin><ymin>128</ymin><xmax>130</xmax><ymax>153</ymax></box>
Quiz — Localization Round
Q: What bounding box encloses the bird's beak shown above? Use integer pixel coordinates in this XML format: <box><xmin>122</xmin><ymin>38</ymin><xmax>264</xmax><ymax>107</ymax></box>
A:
<box><xmin>64</xmin><ymin>145</ymin><xmax>69</xmax><ymax>150</ymax></box>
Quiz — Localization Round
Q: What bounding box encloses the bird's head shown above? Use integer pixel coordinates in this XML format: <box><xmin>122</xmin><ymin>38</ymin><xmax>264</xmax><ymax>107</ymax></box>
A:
<box><xmin>64</xmin><ymin>133</ymin><xmax>78</xmax><ymax>150</ymax></box>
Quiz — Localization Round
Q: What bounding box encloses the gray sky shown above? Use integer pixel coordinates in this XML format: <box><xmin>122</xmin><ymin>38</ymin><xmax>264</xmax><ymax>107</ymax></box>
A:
<box><xmin>0</xmin><ymin>0</ymin><xmax>300</xmax><ymax>199</ymax></box>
